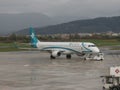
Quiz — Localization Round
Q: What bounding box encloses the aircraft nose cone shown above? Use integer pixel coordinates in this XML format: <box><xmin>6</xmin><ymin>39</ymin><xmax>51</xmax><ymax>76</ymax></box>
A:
<box><xmin>95</xmin><ymin>48</ymin><xmax>100</xmax><ymax>53</ymax></box>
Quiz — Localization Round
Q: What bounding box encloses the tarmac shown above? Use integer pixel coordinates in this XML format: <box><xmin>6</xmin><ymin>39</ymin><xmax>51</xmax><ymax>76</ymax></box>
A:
<box><xmin>0</xmin><ymin>49</ymin><xmax>120</xmax><ymax>90</ymax></box>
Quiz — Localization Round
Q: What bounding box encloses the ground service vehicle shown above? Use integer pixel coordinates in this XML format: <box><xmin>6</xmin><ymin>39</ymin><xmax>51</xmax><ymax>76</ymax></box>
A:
<box><xmin>101</xmin><ymin>66</ymin><xmax>120</xmax><ymax>90</ymax></box>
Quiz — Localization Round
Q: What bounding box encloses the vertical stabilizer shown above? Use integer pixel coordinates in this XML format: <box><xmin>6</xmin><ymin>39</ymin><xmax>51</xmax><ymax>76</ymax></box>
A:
<box><xmin>29</xmin><ymin>27</ymin><xmax>40</xmax><ymax>48</ymax></box>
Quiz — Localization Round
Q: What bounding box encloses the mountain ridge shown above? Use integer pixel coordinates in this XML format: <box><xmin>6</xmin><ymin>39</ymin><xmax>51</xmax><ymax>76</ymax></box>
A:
<box><xmin>16</xmin><ymin>16</ymin><xmax>120</xmax><ymax>35</ymax></box>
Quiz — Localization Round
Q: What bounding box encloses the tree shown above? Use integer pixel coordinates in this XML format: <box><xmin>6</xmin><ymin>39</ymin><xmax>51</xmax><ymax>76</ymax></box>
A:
<box><xmin>9</xmin><ymin>33</ymin><xmax>17</xmax><ymax>41</ymax></box>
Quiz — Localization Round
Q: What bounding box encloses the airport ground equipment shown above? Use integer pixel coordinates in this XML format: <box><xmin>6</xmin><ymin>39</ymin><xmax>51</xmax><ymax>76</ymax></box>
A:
<box><xmin>83</xmin><ymin>52</ymin><xmax>104</xmax><ymax>61</ymax></box>
<box><xmin>101</xmin><ymin>66</ymin><xmax>120</xmax><ymax>90</ymax></box>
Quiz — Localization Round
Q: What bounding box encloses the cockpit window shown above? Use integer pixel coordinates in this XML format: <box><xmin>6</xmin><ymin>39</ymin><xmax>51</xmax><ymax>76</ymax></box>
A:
<box><xmin>88</xmin><ymin>45</ymin><xmax>96</xmax><ymax>47</ymax></box>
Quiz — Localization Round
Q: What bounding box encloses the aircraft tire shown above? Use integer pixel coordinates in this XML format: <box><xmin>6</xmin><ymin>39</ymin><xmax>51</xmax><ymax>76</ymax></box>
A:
<box><xmin>84</xmin><ymin>58</ymin><xmax>86</xmax><ymax>60</ymax></box>
<box><xmin>100</xmin><ymin>59</ymin><xmax>103</xmax><ymax>61</ymax></box>
<box><xmin>102</xmin><ymin>87</ymin><xmax>105</xmax><ymax>90</ymax></box>
<box><xmin>50</xmin><ymin>55</ymin><xmax>56</xmax><ymax>59</ymax></box>
<box><xmin>66</xmin><ymin>54</ymin><xmax>71</xmax><ymax>59</ymax></box>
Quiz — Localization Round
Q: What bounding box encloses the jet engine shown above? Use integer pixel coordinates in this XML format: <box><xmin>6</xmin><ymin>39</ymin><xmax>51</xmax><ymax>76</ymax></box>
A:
<box><xmin>51</xmin><ymin>51</ymin><xmax>61</xmax><ymax>57</ymax></box>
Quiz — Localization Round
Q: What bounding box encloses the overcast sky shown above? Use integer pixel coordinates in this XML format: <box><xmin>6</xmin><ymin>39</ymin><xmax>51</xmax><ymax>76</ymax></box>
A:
<box><xmin>0</xmin><ymin>0</ymin><xmax>120</xmax><ymax>18</ymax></box>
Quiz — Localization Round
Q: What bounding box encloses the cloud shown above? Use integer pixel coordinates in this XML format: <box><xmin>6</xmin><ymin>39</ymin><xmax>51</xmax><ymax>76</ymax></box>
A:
<box><xmin>0</xmin><ymin>0</ymin><xmax>120</xmax><ymax>18</ymax></box>
<box><xmin>48</xmin><ymin>0</ymin><xmax>120</xmax><ymax>17</ymax></box>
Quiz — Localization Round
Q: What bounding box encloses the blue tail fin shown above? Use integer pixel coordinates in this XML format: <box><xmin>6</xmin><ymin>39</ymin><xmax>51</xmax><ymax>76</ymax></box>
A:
<box><xmin>29</xmin><ymin>27</ymin><xmax>39</xmax><ymax>48</ymax></box>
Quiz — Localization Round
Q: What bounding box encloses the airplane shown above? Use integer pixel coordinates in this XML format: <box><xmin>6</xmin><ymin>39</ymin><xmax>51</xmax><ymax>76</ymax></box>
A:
<box><xmin>29</xmin><ymin>27</ymin><xmax>104</xmax><ymax>60</ymax></box>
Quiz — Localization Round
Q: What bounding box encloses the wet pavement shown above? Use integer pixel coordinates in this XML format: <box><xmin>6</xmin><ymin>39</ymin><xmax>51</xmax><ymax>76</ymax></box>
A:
<box><xmin>0</xmin><ymin>49</ymin><xmax>120</xmax><ymax>90</ymax></box>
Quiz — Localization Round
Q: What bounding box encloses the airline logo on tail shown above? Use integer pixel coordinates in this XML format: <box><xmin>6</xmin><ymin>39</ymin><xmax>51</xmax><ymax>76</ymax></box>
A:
<box><xmin>31</xmin><ymin>33</ymin><xmax>35</xmax><ymax>38</ymax></box>
<box><xmin>30</xmin><ymin>27</ymin><xmax>39</xmax><ymax>48</ymax></box>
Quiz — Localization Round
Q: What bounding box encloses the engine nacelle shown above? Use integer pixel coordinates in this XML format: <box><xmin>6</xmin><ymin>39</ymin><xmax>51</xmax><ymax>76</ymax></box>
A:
<box><xmin>51</xmin><ymin>51</ymin><xmax>61</xmax><ymax>57</ymax></box>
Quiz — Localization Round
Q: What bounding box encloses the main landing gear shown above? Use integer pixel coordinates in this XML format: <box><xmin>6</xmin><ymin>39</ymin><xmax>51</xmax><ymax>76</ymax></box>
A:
<box><xmin>50</xmin><ymin>55</ymin><xmax>56</xmax><ymax>59</ymax></box>
<box><xmin>50</xmin><ymin>54</ymin><xmax>72</xmax><ymax>59</ymax></box>
<box><xmin>66</xmin><ymin>54</ymin><xmax>71</xmax><ymax>59</ymax></box>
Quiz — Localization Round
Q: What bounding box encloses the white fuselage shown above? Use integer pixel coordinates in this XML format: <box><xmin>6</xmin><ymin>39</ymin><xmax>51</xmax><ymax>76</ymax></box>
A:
<box><xmin>29</xmin><ymin>28</ymin><xmax>102</xmax><ymax>59</ymax></box>
<box><xmin>36</xmin><ymin>41</ymin><xmax>100</xmax><ymax>55</ymax></box>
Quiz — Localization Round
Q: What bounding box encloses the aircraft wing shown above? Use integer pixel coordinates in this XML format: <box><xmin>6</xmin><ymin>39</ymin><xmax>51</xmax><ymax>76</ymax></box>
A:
<box><xmin>18</xmin><ymin>47</ymin><xmax>40</xmax><ymax>51</ymax></box>
<box><xmin>13</xmin><ymin>42</ymin><xmax>40</xmax><ymax>51</ymax></box>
